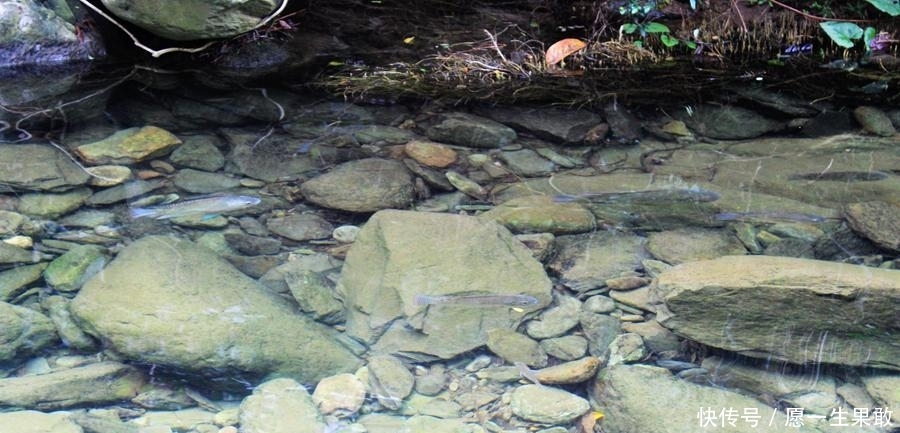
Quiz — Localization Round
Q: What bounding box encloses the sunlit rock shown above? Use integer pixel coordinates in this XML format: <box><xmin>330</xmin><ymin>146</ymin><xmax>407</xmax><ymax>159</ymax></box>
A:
<box><xmin>74</xmin><ymin>126</ymin><xmax>182</xmax><ymax>165</ymax></box>
<box><xmin>70</xmin><ymin>235</ymin><xmax>361</xmax><ymax>383</ymax></box>
<box><xmin>0</xmin><ymin>361</ymin><xmax>144</xmax><ymax>410</ymax></box>
<box><xmin>656</xmin><ymin>255</ymin><xmax>900</xmax><ymax>371</ymax></box>
<box><xmin>0</xmin><ymin>301</ymin><xmax>57</xmax><ymax>363</ymax></box>
<box><xmin>338</xmin><ymin>210</ymin><xmax>552</xmax><ymax>360</ymax></box>
<box><xmin>591</xmin><ymin>364</ymin><xmax>841</xmax><ymax>433</ymax></box>
<box><xmin>0</xmin><ymin>144</ymin><xmax>89</xmax><ymax>192</ymax></box>
<box><xmin>239</xmin><ymin>378</ymin><xmax>325</xmax><ymax>433</ymax></box>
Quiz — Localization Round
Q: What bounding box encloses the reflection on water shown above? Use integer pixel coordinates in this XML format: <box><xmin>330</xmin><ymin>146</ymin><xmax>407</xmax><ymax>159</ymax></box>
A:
<box><xmin>0</xmin><ymin>66</ymin><xmax>898</xmax><ymax>433</ymax></box>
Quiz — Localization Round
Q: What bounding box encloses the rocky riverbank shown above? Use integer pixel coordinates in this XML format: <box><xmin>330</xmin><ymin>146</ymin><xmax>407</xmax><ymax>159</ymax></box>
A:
<box><xmin>0</xmin><ymin>84</ymin><xmax>899</xmax><ymax>433</ymax></box>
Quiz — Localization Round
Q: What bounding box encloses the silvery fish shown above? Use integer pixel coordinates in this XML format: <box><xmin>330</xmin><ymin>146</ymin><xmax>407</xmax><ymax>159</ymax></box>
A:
<box><xmin>714</xmin><ymin>211</ymin><xmax>829</xmax><ymax>223</ymax></box>
<box><xmin>129</xmin><ymin>195</ymin><xmax>261</xmax><ymax>220</ymax></box>
<box><xmin>554</xmin><ymin>187</ymin><xmax>720</xmax><ymax>203</ymax></box>
<box><xmin>414</xmin><ymin>294</ymin><xmax>539</xmax><ymax>306</ymax></box>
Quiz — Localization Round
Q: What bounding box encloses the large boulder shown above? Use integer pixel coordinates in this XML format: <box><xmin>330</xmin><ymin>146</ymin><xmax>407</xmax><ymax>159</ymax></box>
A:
<box><xmin>656</xmin><ymin>255</ymin><xmax>900</xmax><ymax>371</ymax></box>
<box><xmin>99</xmin><ymin>0</ymin><xmax>279</xmax><ymax>40</ymax></box>
<box><xmin>0</xmin><ymin>302</ymin><xmax>57</xmax><ymax>363</ymax></box>
<box><xmin>337</xmin><ymin>210</ymin><xmax>552</xmax><ymax>360</ymax></box>
<box><xmin>70</xmin><ymin>235</ymin><xmax>361</xmax><ymax>383</ymax></box>
<box><xmin>0</xmin><ymin>0</ymin><xmax>103</xmax><ymax>67</ymax></box>
<box><xmin>591</xmin><ymin>364</ymin><xmax>844</xmax><ymax>433</ymax></box>
<box><xmin>0</xmin><ymin>144</ymin><xmax>89</xmax><ymax>192</ymax></box>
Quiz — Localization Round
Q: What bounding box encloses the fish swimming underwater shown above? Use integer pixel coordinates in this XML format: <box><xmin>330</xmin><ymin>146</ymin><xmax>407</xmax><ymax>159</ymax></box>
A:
<box><xmin>414</xmin><ymin>293</ymin><xmax>539</xmax><ymax>306</ymax></box>
<box><xmin>129</xmin><ymin>195</ymin><xmax>261</xmax><ymax>220</ymax></box>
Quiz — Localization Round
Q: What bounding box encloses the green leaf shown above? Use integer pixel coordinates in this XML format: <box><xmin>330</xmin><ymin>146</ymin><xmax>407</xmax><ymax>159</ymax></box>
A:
<box><xmin>634</xmin><ymin>40</ymin><xmax>644</xmax><ymax>49</ymax></box>
<box><xmin>865</xmin><ymin>0</ymin><xmax>900</xmax><ymax>16</ymax></box>
<box><xmin>621</xmin><ymin>23</ymin><xmax>640</xmax><ymax>34</ymax></box>
<box><xmin>863</xmin><ymin>26</ymin><xmax>878</xmax><ymax>51</ymax></box>
<box><xmin>660</xmin><ymin>34</ymin><xmax>679</xmax><ymax>47</ymax></box>
<box><xmin>684</xmin><ymin>40</ymin><xmax>697</xmax><ymax>50</ymax></box>
<box><xmin>644</xmin><ymin>22</ymin><xmax>671</xmax><ymax>33</ymax></box>
<box><xmin>819</xmin><ymin>21</ymin><xmax>864</xmax><ymax>48</ymax></box>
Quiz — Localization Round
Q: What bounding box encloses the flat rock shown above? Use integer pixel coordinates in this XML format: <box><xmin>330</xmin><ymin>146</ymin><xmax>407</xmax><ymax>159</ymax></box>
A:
<box><xmin>683</xmin><ymin>104</ymin><xmax>783</xmax><ymax>139</ymax></box>
<box><xmin>645</xmin><ymin>228</ymin><xmax>747</xmax><ymax>265</ymax></box>
<box><xmin>74</xmin><ymin>126</ymin><xmax>182</xmax><ymax>165</ymax></box>
<box><xmin>0</xmin><ymin>301</ymin><xmax>57</xmax><ymax>363</ymax></box>
<box><xmin>0</xmin><ymin>411</ymin><xmax>82</xmax><ymax>433</ymax></box>
<box><xmin>425</xmin><ymin>112</ymin><xmax>516</xmax><ymax>148</ymax></box>
<box><xmin>510</xmin><ymin>384</ymin><xmax>589</xmax><ymax>424</ymax></box>
<box><xmin>591</xmin><ymin>364</ymin><xmax>840</xmax><ymax>433</ymax></box>
<box><xmin>497</xmin><ymin>149</ymin><xmax>556</xmax><ymax>176</ymax></box>
<box><xmin>478</xmin><ymin>195</ymin><xmax>596</xmax><ymax>234</ymax></box>
<box><xmin>239</xmin><ymin>377</ymin><xmax>325</xmax><ymax>433</ymax></box>
<box><xmin>0</xmin><ymin>361</ymin><xmax>144</xmax><ymax>410</ymax></box>
<box><xmin>169</xmin><ymin>134</ymin><xmax>226</xmax><ymax>171</ymax></box>
<box><xmin>266</xmin><ymin>213</ymin><xmax>334</xmax><ymax>241</ymax></box>
<box><xmin>548</xmin><ymin>232</ymin><xmax>648</xmax><ymax>292</ymax></box>
<box><xmin>312</xmin><ymin>373</ymin><xmax>366</xmax><ymax>415</ymax></box>
<box><xmin>853</xmin><ymin>106</ymin><xmax>896</xmax><ymax>137</ymax></box>
<box><xmin>843</xmin><ymin>201</ymin><xmax>900</xmax><ymax>252</ymax></box>
<box><xmin>172</xmin><ymin>168</ymin><xmax>242</xmax><ymax>193</ymax></box>
<box><xmin>477</xmin><ymin>106</ymin><xmax>602</xmax><ymax>144</ymax></box>
<box><xmin>0</xmin><ymin>263</ymin><xmax>47</xmax><ymax>302</ymax></box>
<box><xmin>338</xmin><ymin>210</ymin><xmax>551</xmax><ymax>360</ymax></box>
<box><xmin>16</xmin><ymin>187</ymin><xmax>93</xmax><ymax>218</ymax></box>
<box><xmin>70</xmin><ymin>235</ymin><xmax>361</xmax><ymax>383</ymax></box>
<box><xmin>301</xmin><ymin>158</ymin><xmax>414</xmax><ymax>212</ymax></box>
<box><xmin>0</xmin><ymin>144</ymin><xmax>89</xmax><ymax>191</ymax></box>
<box><xmin>656</xmin><ymin>255</ymin><xmax>900</xmax><ymax>371</ymax></box>
<box><xmin>404</xmin><ymin>140</ymin><xmax>457</xmax><ymax>167</ymax></box>
<box><xmin>43</xmin><ymin>244</ymin><xmax>108</xmax><ymax>292</ymax></box>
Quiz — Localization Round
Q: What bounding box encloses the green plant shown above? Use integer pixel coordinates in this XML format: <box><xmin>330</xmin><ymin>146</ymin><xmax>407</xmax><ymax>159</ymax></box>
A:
<box><xmin>617</xmin><ymin>0</ymin><xmax>697</xmax><ymax>50</ymax></box>
<box><xmin>819</xmin><ymin>0</ymin><xmax>898</xmax><ymax>52</ymax></box>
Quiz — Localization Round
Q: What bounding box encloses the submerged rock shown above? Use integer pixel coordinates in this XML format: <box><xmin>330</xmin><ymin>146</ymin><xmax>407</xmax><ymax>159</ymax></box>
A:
<box><xmin>591</xmin><ymin>364</ymin><xmax>840</xmax><ymax>433</ymax></box>
<box><xmin>656</xmin><ymin>255</ymin><xmax>900</xmax><ymax>371</ymax></box>
<box><xmin>70</xmin><ymin>235</ymin><xmax>361</xmax><ymax>383</ymax></box>
<box><xmin>74</xmin><ymin>126</ymin><xmax>182</xmax><ymax>165</ymax></box>
<box><xmin>0</xmin><ymin>302</ymin><xmax>57</xmax><ymax>363</ymax></box>
<box><xmin>301</xmin><ymin>158</ymin><xmax>415</xmax><ymax>212</ymax></box>
<box><xmin>239</xmin><ymin>378</ymin><xmax>325</xmax><ymax>433</ymax></box>
<box><xmin>0</xmin><ymin>361</ymin><xmax>144</xmax><ymax>410</ymax></box>
<box><xmin>425</xmin><ymin>112</ymin><xmax>517</xmax><ymax>148</ymax></box>
<box><xmin>477</xmin><ymin>106</ymin><xmax>603</xmax><ymax>144</ymax></box>
<box><xmin>337</xmin><ymin>210</ymin><xmax>552</xmax><ymax>360</ymax></box>
<box><xmin>0</xmin><ymin>144</ymin><xmax>89</xmax><ymax>192</ymax></box>
<box><xmin>682</xmin><ymin>104</ymin><xmax>783</xmax><ymax>139</ymax></box>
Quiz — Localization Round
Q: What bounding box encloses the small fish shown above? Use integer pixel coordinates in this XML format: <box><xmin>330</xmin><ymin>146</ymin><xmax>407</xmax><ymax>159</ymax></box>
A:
<box><xmin>554</xmin><ymin>187</ymin><xmax>720</xmax><ymax>203</ymax></box>
<box><xmin>129</xmin><ymin>195</ymin><xmax>261</xmax><ymax>220</ymax></box>
<box><xmin>819</xmin><ymin>59</ymin><xmax>858</xmax><ymax>71</ymax></box>
<box><xmin>714</xmin><ymin>211</ymin><xmax>829</xmax><ymax>223</ymax></box>
<box><xmin>414</xmin><ymin>293</ymin><xmax>538</xmax><ymax>306</ymax></box>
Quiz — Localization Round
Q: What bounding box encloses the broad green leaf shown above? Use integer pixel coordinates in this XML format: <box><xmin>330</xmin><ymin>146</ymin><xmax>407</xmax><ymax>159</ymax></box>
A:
<box><xmin>819</xmin><ymin>21</ymin><xmax>863</xmax><ymax>48</ymax></box>
<box><xmin>621</xmin><ymin>23</ymin><xmax>640</xmax><ymax>34</ymax></box>
<box><xmin>865</xmin><ymin>0</ymin><xmax>900</xmax><ymax>16</ymax></box>
<box><xmin>644</xmin><ymin>22</ymin><xmax>670</xmax><ymax>33</ymax></box>
<box><xmin>683</xmin><ymin>40</ymin><xmax>697</xmax><ymax>50</ymax></box>
<box><xmin>634</xmin><ymin>40</ymin><xmax>644</xmax><ymax>49</ymax></box>
<box><xmin>660</xmin><ymin>34</ymin><xmax>679</xmax><ymax>47</ymax></box>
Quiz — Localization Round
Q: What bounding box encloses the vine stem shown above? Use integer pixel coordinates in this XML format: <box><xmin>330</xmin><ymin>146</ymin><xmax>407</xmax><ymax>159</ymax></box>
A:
<box><xmin>767</xmin><ymin>0</ymin><xmax>873</xmax><ymax>23</ymax></box>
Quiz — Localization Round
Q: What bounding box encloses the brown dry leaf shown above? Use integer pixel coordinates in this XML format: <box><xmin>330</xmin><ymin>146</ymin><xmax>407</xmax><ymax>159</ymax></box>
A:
<box><xmin>545</xmin><ymin>38</ymin><xmax>587</xmax><ymax>66</ymax></box>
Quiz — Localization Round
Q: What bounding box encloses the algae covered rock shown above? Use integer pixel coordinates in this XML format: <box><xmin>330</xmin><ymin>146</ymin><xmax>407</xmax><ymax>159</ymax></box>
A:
<box><xmin>70</xmin><ymin>235</ymin><xmax>361</xmax><ymax>383</ymax></box>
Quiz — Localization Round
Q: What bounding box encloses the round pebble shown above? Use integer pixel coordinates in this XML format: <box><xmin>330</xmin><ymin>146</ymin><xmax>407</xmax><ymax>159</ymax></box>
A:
<box><xmin>333</xmin><ymin>225</ymin><xmax>361</xmax><ymax>243</ymax></box>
